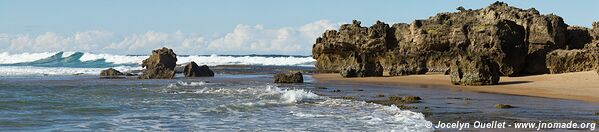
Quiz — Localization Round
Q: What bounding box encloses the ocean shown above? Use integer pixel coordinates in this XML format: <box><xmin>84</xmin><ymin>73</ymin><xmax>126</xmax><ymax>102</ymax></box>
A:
<box><xmin>0</xmin><ymin>52</ymin><xmax>433</xmax><ymax>131</ymax></box>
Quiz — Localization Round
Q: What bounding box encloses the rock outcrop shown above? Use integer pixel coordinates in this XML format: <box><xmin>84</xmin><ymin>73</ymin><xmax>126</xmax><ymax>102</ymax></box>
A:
<box><xmin>100</xmin><ymin>68</ymin><xmax>125</xmax><ymax>79</ymax></box>
<box><xmin>183</xmin><ymin>61</ymin><xmax>214</xmax><ymax>77</ymax></box>
<box><xmin>140</xmin><ymin>47</ymin><xmax>178</xmax><ymax>79</ymax></box>
<box><xmin>546</xmin><ymin>48</ymin><xmax>599</xmax><ymax>74</ymax></box>
<box><xmin>312</xmin><ymin>2</ymin><xmax>599</xmax><ymax>78</ymax></box>
<box><xmin>273</xmin><ymin>72</ymin><xmax>304</xmax><ymax>83</ymax></box>
<box><xmin>450</xmin><ymin>55</ymin><xmax>500</xmax><ymax>85</ymax></box>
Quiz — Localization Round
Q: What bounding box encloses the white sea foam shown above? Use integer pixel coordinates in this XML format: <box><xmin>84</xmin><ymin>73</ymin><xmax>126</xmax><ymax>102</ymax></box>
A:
<box><xmin>264</xmin><ymin>85</ymin><xmax>320</xmax><ymax>103</ymax></box>
<box><xmin>168</xmin><ymin>84</ymin><xmax>433</xmax><ymax>131</ymax></box>
<box><xmin>0</xmin><ymin>51</ymin><xmax>315</xmax><ymax>66</ymax></box>
<box><xmin>176</xmin><ymin>81</ymin><xmax>209</xmax><ymax>86</ymax></box>
<box><xmin>0</xmin><ymin>51</ymin><xmax>315</xmax><ymax>76</ymax></box>
<box><xmin>178</xmin><ymin>55</ymin><xmax>315</xmax><ymax>66</ymax></box>
<box><xmin>0</xmin><ymin>66</ymin><xmax>141</xmax><ymax>76</ymax></box>
<box><xmin>316</xmin><ymin>99</ymin><xmax>433</xmax><ymax>131</ymax></box>
<box><xmin>0</xmin><ymin>52</ymin><xmax>58</xmax><ymax>64</ymax></box>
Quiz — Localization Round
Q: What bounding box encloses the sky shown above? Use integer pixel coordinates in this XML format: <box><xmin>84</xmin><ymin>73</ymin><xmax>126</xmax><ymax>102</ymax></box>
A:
<box><xmin>1</xmin><ymin>0</ymin><xmax>598</xmax><ymax>55</ymax></box>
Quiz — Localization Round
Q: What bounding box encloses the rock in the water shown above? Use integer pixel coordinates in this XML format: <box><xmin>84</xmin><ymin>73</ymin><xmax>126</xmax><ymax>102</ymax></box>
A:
<box><xmin>273</xmin><ymin>72</ymin><xmax>304</xmax><ymax>83</ymax></box>
<box><xmin>495</xmin><ymin>104</ymin><xmax>514</xmax><ymax>109</ymax></box>
<box><xmin>139</xmin><ymin>47</ymin><xmax>177</xmax><ymax>79</ymax></box>
<box><xmin>183</xmin><ymin>61</ymin><xmax>214</xmax><ymax>77</ymax></box>
<box><xmin>100</xmin><ymin>68</ymin><xmax>125</xmax><ymax>79</ymax></box>
<box><xmin>546</xmin><ymin>48</ymin><xmax>599</xmax><ymax>74</ymax></box>
<box><xmin>450</xmin><ymin>55</ymin><xmax>500</xmax><ymax>85</ymax></box>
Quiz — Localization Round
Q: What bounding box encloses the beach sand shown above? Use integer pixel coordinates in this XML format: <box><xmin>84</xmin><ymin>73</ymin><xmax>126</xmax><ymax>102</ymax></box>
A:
<box><xmin>312</xmin><ymin>71</ymin><xmax>599</xmax><ymax>102</ymax></box>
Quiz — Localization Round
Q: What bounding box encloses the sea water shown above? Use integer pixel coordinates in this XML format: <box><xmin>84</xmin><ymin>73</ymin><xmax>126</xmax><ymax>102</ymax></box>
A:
<box><xmin>0</xmin><ymin>52</ymin><xmax>434</xmax><ymax>131</ymax></box>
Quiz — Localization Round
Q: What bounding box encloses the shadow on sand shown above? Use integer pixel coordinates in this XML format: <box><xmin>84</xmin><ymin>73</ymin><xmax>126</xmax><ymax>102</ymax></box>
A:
<box><xmin>497</xmin><ymin>81</ymin><xmax>532</xmax><ymax>85</ymax></box>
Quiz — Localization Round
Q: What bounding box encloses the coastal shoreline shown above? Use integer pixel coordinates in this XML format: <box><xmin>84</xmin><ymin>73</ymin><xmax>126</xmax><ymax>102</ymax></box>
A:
<box><xmin>313</xmin><ymin>71</ymin><xmax>599</xmax><ymax>103</ymax></box>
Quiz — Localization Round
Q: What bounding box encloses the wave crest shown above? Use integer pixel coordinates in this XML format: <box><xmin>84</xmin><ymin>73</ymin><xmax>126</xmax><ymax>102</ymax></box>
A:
<box><xmin>0</xmin><ymin>51</ymin><xmax>315</xmax><ymax>68</ymax></box>
<box><xmin>0</xmin><ymin>52</ymin><xmax>136</xmax><ymax>68</ymax></box>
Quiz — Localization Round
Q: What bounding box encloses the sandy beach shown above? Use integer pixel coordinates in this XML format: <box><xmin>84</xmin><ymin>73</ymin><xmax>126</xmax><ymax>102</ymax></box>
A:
<box><xmin>313</xmin><ymin>71</ymin><xmax>599</xmax><ymax>102</ymax></box>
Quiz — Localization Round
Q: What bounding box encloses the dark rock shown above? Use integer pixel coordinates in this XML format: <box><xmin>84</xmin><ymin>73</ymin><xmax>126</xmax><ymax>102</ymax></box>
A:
<box><xmin>100</xmin><ymin>68</ymin><xmax>124</xmax><ymax>76</ymax></box>
<box><xmin>368</xmin><ymin>95</ymin><xmax>422</xmax><ymax>106</ymax></box>
<box><xmin>566</xmin><ymin>26</ymin><xmax>592</xmax><ymax>49</ymax></box>
<box><xmin>273</xmin><ymin>71</ymin><xmax>303</xmax><ymax>83</ymax></box>
<box><xmin>100</xmin><ymin>68</ymin><xmax>125</xmax><ymax>79</ymax></box>
<box><xmin>340</xmin><ymin>66</ymin><xmax>358</xmax><ymax>78</ymax></box>
<box><xmin>495</xmin><ymin>104</ymin><xmax>514</xmax><ymax>109</ymax></box>
<box><xmin>139</xmin><ymin>47</ymin><xmax>177</xmax><ymax>79</ymax></box>
<box><xmin>315</xmin><ymin>86</ymin><xmax>327</xmax><ymax>89</ymax></box>
<box><xmin>546</xmin><ymin>48</ymin><xmax>599</xmax><ymax>74</ymax></box>
<box><xmin>183</xmin><ymin>61</ymin><xmax>214</xmax><ymax>77</ymax></box>
<box><xmin>340</xmin><ymin>96</ymin><xmax>355</xmax><ymax>100</ymax></box>
<box><xmin>400</xmin><ymin>96</ymin><xmax>422</xmax><ymax>103</ymax></box>
<box><xmin>450</xmin><ymin>55</ymin><xmax>500</xmax><ymax>85</ymax></box>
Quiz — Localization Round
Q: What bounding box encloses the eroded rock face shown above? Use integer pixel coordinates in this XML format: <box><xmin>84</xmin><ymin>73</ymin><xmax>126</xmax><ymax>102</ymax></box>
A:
<box><xmin>273</xmin><ymin>72</ymin><xmax>304</xmax><ymax>83</ymax></box>
<box><xmin>183</xmin><ymin>61</ymin><xmax>214</xmax><ymax>77</ymax></box>
<box><xmin>312</xmin><ymin>2</ymin><xmax>594</xmax><ymax>77</ymax></box>
<box><xmin>450</xmin><ymin>55</ymin><xmax>500</xmax><ymax>85</ymax></box>
<box><xmin>140</xmin><ymin>47</ymin><xmax>177</xmax><ymax>79</ymax></box>
<box><xmin>592</xmin><ymin>22</ymin><xmax>599</xmax><ymax>42</ymax></box>
<box><xmin>546</xmin><ymin>48</ymin><xmax>599</xmax><ymax>74</ymax></box>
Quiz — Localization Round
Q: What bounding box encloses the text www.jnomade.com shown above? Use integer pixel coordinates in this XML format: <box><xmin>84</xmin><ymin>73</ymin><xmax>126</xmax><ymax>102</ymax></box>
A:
<box><xmin>429</xmin><ymin>121</ymin><xmax>596</xmax><ymax>130</ymax></box>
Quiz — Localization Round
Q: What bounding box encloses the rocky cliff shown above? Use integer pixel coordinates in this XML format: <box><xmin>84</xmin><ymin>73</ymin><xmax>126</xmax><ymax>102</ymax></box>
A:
<box><xmin>313</xmin><ymin>2</ymin><xmax>599</xmax><ymax>78</ymax></box>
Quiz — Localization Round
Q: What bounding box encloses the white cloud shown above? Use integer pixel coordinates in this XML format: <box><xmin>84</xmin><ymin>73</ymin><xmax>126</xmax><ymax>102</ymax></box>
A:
<box><xmin>2</xmin><ymin>31</ymin><xmax>114</xmax><ymax>53</ymax></box>
<box><xmin>0</xmin><ymin>20</ymin><xmax>338</xmax><ymax>55</ymax></box>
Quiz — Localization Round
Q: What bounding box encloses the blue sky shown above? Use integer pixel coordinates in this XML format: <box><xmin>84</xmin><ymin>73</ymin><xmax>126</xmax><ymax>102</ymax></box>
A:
<box><xmin>1</xmin><ymin>0</ymin><xmax>598</xmax><ymax>55</ymax></box>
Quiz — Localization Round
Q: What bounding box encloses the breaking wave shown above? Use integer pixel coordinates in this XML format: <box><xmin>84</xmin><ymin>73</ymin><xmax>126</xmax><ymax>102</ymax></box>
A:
<box><xmin>0</xmin><ymin>51</ymin><xmax>316</xmax><ymax>68</ymax></box>
<box><xmin>164</xmin><ymin>83</ymin><xmax>433</xmax><ymax>131</ymax></box>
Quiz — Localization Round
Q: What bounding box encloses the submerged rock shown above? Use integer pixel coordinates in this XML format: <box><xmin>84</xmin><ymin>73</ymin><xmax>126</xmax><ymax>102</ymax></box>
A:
<box><xmin>183</xmin><ymin>61</ymin><xmax>214</xmax><ymax>77</ymax></box>
<box><xmin>495</xmin><ymin>104</ymin><xmax>514</xmax><ymax>109</ymax></box>
<box><xmin>368</xmin><ymin>96</ymin><xmax>422</xmax><ymax>108</ymax></box>
<box><xmin>139</xmin><ymin>47</ymin><xmax>178</xmax><ymax>79</ymax></box>
<box><xmin>273</xmin><ymin>71</ymin><xmax>304</xmax><ymax>83</ymax></box>
<box><xmin>450</xmin><ymin>55</ymin><xmax>500</xmax><ymax>85</ymax></box>
<box><xmin>100</xmin><ymin>68</ymin><xmax>125</xmax><ymax>79</ymax></box>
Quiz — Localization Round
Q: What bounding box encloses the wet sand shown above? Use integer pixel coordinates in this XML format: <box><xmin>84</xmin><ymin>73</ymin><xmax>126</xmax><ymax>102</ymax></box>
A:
<box><xmin>313</xmin><ymin>71</ymin><xmax>599</xmax><ymax>102</ymax></box>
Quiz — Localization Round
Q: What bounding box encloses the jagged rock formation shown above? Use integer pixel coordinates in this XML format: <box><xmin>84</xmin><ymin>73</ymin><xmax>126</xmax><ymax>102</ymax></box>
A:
<box><xmin>450</xmin><ymin>55</ymin><xmax>500</xmax><ymax>85</ymax></box>
<box><xmin>183</xmin><ymin>61</ymin><xmax>215</xmax><ymax>77</ymax></box>
<box><xmin>273</xmin><ymin>71</ymin><xmax>304</xmax><ymax>83</ymax></box>
<box><xmin>313</xmin><ymin>2</ymin><xmax>599</xmax><ymax>79</ymax></box>
<box><xmin>140</xmin><ymin>47</ymin><xmax>178</xmax><ymax>79</ymax></box>
<box><xmin>546</xmin><ymin>22</ymin><xmax>599</xmax><ymax>74</ymax></box>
